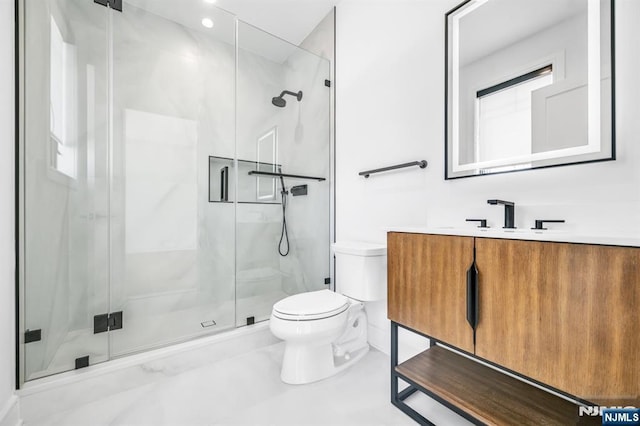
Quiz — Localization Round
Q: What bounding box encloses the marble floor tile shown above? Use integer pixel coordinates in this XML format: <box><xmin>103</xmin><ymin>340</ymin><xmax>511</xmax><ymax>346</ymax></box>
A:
<box><xmin>23</xmin><ymin>332</ymin><xmax>471</xmax><ymax>426</ymax></box>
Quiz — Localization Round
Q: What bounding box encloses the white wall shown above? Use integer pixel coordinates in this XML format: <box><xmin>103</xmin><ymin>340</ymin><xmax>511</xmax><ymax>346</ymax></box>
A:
<box><xmin>0</xmin><ymin>0</ymin><xmax>19</xmax><ymax>424</ymax></box>
<box><xmin>336</xmin><ymin>0</ymin><xmax>640</xmax><ymax>355</ymax></box>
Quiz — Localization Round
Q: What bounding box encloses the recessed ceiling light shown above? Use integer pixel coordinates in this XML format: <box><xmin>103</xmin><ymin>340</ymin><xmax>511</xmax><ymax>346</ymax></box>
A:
<box><xmin>204</xmin><ymin>0</ymin><xmax>217</xmax><ymax>3</ymax></box>
<box><xmin>201</xmin><ymin>18</ymin><xmax>214</xmax><ymax>29</ymax></box>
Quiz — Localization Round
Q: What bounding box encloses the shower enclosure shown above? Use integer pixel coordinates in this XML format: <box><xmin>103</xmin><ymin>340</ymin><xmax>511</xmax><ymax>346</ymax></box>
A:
<box><xmin>18</xmin><ymin>0</ymin><xmax>332</xmax><ymax>383</ymax></box>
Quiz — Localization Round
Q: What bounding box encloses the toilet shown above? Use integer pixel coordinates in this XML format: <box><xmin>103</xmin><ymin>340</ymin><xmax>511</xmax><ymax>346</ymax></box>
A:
<box><xmin>269</xmin><ymin>241</ymin><xmax>387</xmax><ymax>384</ymax></box>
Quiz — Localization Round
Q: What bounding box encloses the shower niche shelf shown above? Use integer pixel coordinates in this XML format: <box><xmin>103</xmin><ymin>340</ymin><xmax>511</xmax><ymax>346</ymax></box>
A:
<box><xmin>208</xmin><ymin>156</ymin><xmax>282</xmax><ymax>205</ymax></box>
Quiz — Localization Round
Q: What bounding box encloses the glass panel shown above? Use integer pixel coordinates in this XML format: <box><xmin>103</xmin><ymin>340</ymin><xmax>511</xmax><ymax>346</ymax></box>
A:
<box><xmin>109</xmin><ymin>2</ymin><xmax>237</xmax><ymax>356</ymax></box>
<box><xmin>24</xmin><ymin>0</ymin><xmax>109</xmax><ymax>379</ymax></box>
<box><xmin>22</xmin><ymin>0</ymin><xmax>332</xmax><ymax>382</ymax></box>
<box><xmin>236</xmin><ymin>22</ymin><xmax>331</xmax><ymax>324</ymax></box>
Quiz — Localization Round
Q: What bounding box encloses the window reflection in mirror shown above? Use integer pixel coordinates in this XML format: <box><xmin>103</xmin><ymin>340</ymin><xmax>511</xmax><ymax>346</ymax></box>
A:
<box><xmin>476</xmin><ymin>65</ymin><xmax>553</xmax><ymax>164</ymax></box>
<box><xmin>445</xmin><ymin>0</ymin><xmax>614</xmax><ymax>179</ymax></box>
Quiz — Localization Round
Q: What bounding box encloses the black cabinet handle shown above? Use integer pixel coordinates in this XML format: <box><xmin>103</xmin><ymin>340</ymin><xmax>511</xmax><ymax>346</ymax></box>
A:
<box><xmin>466</xmin><ymin>261</ymin><xmax>479</xmax><ymax>333</ymax></box>
<box><xmin>466</xmin><ymin>261</ymin><xmax>479</xmax><ymax>347</ymax></box>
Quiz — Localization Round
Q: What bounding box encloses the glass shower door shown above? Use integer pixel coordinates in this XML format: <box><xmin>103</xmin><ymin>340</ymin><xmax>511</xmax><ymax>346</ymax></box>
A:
<box><xmin>23</xmin><ymin>0</ymin><xmax>110</xmax><ymax>380</ymax></box>
<box><xmin>21</xmin><ymin>0</ymin><xmax>333</xmax><ymax>384</ymax></box>
<box><xmin>235</xmin><ymin>22</ymin><xmax>331</xmax><ymax>325</ymax></box>
<box><xmin>108</xmin><ymin>3</ymin><xmax>237</xmax><ymax>356</ymax></box>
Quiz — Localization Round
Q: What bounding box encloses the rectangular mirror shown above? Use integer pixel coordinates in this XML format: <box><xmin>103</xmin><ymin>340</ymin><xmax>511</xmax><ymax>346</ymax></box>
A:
<box><xmin>445</xmin><ymin>0</ymin><xmax>614</xmax><ymax>179</ymax></box>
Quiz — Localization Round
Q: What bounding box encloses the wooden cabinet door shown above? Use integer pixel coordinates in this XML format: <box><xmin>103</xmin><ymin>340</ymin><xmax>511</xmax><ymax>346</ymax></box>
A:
<box><xmin>475</xmin><ymin>238</ymin><xmax>640</xmax><ymax>405</ymax></box>
<box><xmin>388</xmin><ymin>232</ymin><xmax>475</xmax><ymax>353</ymax></box>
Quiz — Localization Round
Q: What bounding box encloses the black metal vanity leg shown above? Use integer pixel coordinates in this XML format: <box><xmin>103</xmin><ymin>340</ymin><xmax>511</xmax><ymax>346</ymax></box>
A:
<box><xmin>391</xmin><ymin>321</ymin><xmax>399</xmax><ymax>403</ymax></box>
<box><xmin>389</xmin><ymin>321</ymin><xmax>436</xmax><ymax>426</ymax></box>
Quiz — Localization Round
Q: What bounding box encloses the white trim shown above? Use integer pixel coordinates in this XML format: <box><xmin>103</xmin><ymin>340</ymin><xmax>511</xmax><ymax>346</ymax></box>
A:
<box><xmin>0</xmin><ymin>395</ymin><xmax>21</xmax><ymax>426</ymax></box>
<box><xmin>367</xmin><ymin>323</ymin><xmax>389</xmax><ymax>356</ymax></box>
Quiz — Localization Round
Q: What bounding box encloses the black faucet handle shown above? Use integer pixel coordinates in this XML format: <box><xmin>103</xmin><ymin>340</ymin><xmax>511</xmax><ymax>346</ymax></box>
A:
<box><xmin>532</xmin><ymin>220</ymin><xmax>565</xmax><ymax>230</ymax></box>
<box><xmin>466</xmin><ymin>219</ymin><xmax>489</xmax><ymax>228</ymax></box>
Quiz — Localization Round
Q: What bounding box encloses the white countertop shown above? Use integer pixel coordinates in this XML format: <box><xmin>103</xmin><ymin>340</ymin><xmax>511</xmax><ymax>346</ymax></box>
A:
<box><xmin>387</xmin><ymin>227</ymin><xmax>640</xmax><ymax>248</ymax></box>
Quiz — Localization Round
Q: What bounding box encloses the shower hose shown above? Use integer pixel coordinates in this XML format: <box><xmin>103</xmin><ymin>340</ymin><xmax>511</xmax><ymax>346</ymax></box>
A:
<box><xmin>278</xmin><ymin>187</ymin><xmax>290</xmax><ymax>256</ymax></box>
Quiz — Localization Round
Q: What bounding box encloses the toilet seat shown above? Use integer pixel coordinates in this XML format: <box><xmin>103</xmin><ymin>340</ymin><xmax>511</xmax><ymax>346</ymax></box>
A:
<box><xmin>273</xmin><ymin>290</ymin><xmax>350</xmax><ymax>321</ymax></box>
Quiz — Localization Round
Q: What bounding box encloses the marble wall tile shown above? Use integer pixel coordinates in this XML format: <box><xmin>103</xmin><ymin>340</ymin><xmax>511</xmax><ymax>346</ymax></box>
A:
<box><xmin>235</xmin><ymin>22</ymin><xmax>332</xmax><ymax>322</ymax></box>
<box><xmin>109</xmin><ymin>3</ymin><xmax>238</xmax><ymax>355</ymax></box>
<box><xmin>123</xmin><ymin>109</ymin><xmax>198</xmax><ymax>254</ymax></box>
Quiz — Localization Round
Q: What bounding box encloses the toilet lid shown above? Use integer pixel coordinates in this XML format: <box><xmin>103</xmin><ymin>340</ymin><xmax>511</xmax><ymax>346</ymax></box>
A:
<box><xmin>273</xmin><ymin>290</ymin><xmax>349</xmax><ymax>321</ymax></box>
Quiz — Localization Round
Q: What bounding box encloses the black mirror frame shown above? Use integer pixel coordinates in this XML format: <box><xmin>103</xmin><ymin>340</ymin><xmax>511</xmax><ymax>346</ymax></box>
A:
<box><xmin>444</xmin><ymin>0</ymin><xmax>616</xmax><ymax>180</ymax></box>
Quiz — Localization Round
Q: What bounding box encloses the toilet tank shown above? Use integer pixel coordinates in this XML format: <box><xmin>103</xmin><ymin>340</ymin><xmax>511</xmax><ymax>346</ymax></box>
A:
<box><xmin>332</xmin><ymin>241</ymin><xmax>387</xmax><ymax>301</ymax></box>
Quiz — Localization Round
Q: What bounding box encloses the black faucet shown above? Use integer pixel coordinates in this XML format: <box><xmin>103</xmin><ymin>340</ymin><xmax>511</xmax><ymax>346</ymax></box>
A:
<box><xmin>487</xmin><ymin>199</ymin><xmax>515</xmax><ymax>229</ymax></box>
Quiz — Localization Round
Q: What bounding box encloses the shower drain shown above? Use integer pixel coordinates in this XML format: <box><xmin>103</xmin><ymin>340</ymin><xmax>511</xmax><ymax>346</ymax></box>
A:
<box><xmin>200</xmin><ymin>320</ymin><xmax>217</xmax><ymax>328</ymax></box>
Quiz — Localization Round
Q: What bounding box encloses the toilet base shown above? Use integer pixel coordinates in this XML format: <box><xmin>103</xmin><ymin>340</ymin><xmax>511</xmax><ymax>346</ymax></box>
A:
<box><xmin>279</xmin><ymin>305</ymin><xmax>370</xmax><ymax>385</ymax></box>
<box><xmin>281</xmin><ymin>342</ymin><xmax>370</xmax><ymax>385</ymax></box>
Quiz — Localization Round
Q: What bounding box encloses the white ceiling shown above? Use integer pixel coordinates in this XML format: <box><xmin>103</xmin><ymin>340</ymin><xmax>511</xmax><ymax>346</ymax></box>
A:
<box><xmin>458</xmin><ymin>0</ymin><xmax>586</xmax><ymax>66</ymax></box>
<box><xmin>215</xmin><ymin>0</ymin><xmax>338</xmax><ymax>45</ymax></box>
<box><xmin>124</xmin><ymin>0</ymin><xmax>338</xmax><ymax>46</ymax></box>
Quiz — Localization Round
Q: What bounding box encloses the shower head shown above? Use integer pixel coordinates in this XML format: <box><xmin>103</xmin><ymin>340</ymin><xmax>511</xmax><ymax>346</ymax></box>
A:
<box><xmin>272</xmin><ymin>90</ymin><xmax>303</xmax><ymax>107</ymax></box>
<box><xmin>272</xmin><ymin>96</ymin><xmax>287</xmax><ymax>108</ymax></box>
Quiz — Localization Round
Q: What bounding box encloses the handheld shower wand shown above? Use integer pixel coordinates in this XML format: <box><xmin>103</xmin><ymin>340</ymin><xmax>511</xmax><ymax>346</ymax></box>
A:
<box><xmin>278</xmin><ymin>167</ymin><xmax>290</xmax><ymax>256</ymax></box>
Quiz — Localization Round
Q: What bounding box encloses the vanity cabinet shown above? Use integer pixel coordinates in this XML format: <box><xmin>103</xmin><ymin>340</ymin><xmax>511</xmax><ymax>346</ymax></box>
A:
<box><xmin>387</xmin><ymin>233</ymin><xmax>474</xmax><ymax>353</ymax></box>
<box><xmin>388</xmin><ymin>232</ymin><xmax>639</xmax><ymax>424</ymax></box>
<box><xmin>475</xmin><ymin>238</ymin><xmax>640</xmax><ymax>405</ymax></box>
